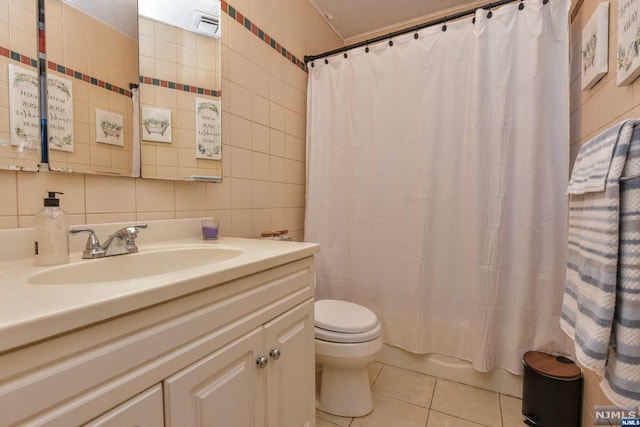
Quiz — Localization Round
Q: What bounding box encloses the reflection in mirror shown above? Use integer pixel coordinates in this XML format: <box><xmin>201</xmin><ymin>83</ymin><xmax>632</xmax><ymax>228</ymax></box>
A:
<box><xmin>138</xmin><ymin>0</ymin><xmax>222</xmax><ymax>181</ymax></box>
<box><xmin>0</xmin><ymin>0</ymin><xmax>41</xmax><ymax>171</ymax></box>
<box><xmin>45</xmin><ymin>0</ymin><xmax>139</xmax><ymax>176</ymax></box>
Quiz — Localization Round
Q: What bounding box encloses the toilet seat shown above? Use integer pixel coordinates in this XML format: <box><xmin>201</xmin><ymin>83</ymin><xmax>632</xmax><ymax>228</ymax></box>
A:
<box><xmin>315</xmin><ymin>322</ymin><xmax>382</xmax><ymax>343</ymax></box>
<box><xmin>315</xmin><ymin>299</ymin><xmax>382</xmax><ymax>343</ymax></box>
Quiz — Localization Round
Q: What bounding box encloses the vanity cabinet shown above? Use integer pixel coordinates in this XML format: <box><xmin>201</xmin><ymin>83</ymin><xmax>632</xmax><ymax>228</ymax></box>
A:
<box><xmin>164</xmin><ymin>299</ymin><xmax>314</xmax><ymax>427</ymax></box>
<box><xmin>0</xmin><ymin>257</ymin><xmax>315</xmax><ymax>427</ymax></box>
<box><xmin>83</xmin><ymin>385</ymin><xmax>164</xmax><ymax>427</ymax></box>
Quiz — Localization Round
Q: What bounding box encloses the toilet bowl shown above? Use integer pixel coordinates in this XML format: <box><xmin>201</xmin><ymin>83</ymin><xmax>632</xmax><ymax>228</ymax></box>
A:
<box><xmin>315</xmin><ymin>299</ymin><xmax>383</xmax><ymax>417</ymax></box>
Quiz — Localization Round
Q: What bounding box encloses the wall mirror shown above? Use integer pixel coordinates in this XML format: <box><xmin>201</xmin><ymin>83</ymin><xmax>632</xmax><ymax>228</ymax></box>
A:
<box><xmin>0</xmin><ymin>0</ymin><xmax>41</xmax><ymax>171</ymax></box>
<box><xmin>45</xmin><ymin>0</ymin><xmax>139</xmax><ymax>176</ymax></box>
<box><xmin>138</xmin><ymin>0</ymin><xmax>222</xmax><ymax>181</ymax></box>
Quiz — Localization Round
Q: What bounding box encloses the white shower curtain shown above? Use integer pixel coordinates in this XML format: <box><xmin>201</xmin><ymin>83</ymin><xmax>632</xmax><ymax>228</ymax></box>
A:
<box><xmin>305</xmin><ymin>0</ymin><xmax>574</xmax><ymax>373</ymax></box>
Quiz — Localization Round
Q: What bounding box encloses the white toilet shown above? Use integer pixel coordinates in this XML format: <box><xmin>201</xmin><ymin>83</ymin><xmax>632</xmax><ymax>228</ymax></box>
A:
<box><xmin>314</xmin><ymin>299</ymin><xmax>383</xmax><ymax>417</ymax></box>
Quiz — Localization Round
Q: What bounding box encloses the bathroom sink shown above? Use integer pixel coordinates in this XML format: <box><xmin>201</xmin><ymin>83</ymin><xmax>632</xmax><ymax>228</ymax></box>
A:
<box><xmin>27</xmin><ymin>245</ymin><xmax>244</xmax><ymax>285</ymax></box>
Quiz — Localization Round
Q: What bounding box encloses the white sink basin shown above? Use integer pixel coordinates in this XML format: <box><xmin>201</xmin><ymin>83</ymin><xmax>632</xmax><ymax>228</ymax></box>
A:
<box><xmin>27</xmin><ymin>245</ymin><xmax>244</xmax><ymax>285</ymax></box>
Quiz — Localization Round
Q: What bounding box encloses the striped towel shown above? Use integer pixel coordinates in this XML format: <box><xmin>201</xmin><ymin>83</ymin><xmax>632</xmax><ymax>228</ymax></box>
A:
<box><xmin>561</xmin><ymin>119</ymin><xmax>640</xmax><ymax>407</ymax></box>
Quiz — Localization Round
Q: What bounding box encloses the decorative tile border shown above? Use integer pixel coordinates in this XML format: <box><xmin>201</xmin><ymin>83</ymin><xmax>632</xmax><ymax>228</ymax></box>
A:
<box><xmin>0</xmin><ymin>47</ymin><xmax>38</xmax><ymax>68</ymax></box>
<box><xmin>47</xmin><ymin>60</ymin><xmax>133</xmax><ymax>97</ymax></box>
<box><xmin>221</xmin><ymin>0</ymin><xmax>307</xmax><ymax>73</ymax></box>
<box><xmin>138</xmin><ymin>75</ymin><xmax>221</xmax><ymax>96</ymax></box>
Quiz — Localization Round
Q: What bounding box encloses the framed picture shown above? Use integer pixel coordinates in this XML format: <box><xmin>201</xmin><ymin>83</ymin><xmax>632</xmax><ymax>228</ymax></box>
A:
<box><xmin>7</xmin><ymin>64</ymin><xmax>40</xmax><ymax>146</ymax></box>
<box><xmin>141</xmin><ymin>107</ymin><xmax>172</xmax><ymax>143</ymax></box>
<box><xmin>582</xmin><ymin>2</ymin><xmax>609</xmax><ymax>90</ymax></box>
<box><xmin>96</xmin><ymin>110</ymin><xmax>124</xmax><ymax>146</ymax></box>
<box><xmin>618</xmin><ymin>0</ymin><xmax>640</xmax><ymax>86</ymax></box>
<box><xmin>47</xmin><ymin>74</ymin><xmax>74</xmax><ymax>152</ymax></box>
<box><xmin>195</xmin><ymin>98</ymin><xmax>221</xmax><ymax>160</ymax></box>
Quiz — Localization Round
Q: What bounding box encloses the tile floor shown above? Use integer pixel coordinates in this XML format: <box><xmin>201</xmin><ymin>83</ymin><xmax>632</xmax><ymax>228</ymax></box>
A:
<box><xmin>316</xmin><ymin>362</ymin><xmax>525</xmax><ymax>427</ymax></box>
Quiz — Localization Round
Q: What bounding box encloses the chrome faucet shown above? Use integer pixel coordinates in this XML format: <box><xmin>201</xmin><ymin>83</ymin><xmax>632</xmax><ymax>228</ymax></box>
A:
<box><xmin>70</xmin><ymin>224</ymin><xmax>148</xmax><ymax>259</ymax></box>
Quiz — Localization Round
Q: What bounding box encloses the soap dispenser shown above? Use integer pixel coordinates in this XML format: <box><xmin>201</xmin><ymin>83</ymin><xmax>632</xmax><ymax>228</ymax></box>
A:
<box><xmin>34</xmin><ymin>191</ymin><xmax>69</xmax><ymax>266</ymax></box>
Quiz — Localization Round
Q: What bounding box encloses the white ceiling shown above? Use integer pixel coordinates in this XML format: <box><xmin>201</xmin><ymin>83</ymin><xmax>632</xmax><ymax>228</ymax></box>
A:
<box><xmin>60</xmin><ymin>0</ymin><xmax>138</xmax><ymax>40</ymax></box>
<box><xmin>308</xmin><ymin>0</ymin><xmax>483</xmax><ymax>41</ymax></box>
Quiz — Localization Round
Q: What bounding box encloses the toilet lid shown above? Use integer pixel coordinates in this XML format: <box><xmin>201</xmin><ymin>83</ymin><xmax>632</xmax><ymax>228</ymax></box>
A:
<box><xmin>315</xmin><ymin>299</ymin><xmax>379</xmax><ymax>333</ymax></box>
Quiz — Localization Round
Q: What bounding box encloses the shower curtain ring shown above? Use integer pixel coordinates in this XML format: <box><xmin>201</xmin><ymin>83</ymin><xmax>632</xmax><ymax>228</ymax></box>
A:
<box><xmin>414</xmin><ymin>25</ymin><xmax>419</xmax><ymax>39</ymax></box>
<box><xmin>324</xmin><ymin>58</ymin><xmax>328</xmax><ymax>64</ymax></box>
<box><xmin>389</xmin><ymin>37</ymin><xmax>394</xmax><ymax>47</ymax></box>
<box><xmin>442</xmin><ymin>22</ymin><xmax>447</xmax><ymax>31</ymax></box>
<box><xmin>365</xmin><ymin>45</ymin><xmax>370</xmax><ymax>53</ymax></box>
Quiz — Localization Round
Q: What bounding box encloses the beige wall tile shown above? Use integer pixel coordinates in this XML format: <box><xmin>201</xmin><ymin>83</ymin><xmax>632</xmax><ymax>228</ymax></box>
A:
<box><xmin>252</xmin><ymin>93</ymin><xmax>270</xmax><ymax>126</ymax></box>
<box><xmin>18</xmin><ymin>171</ymin><xmax>85</xmax><ymax>216</ymax></box>
<box><xmin>286</xmin><ymin>207</ymin><xmax>305</xmax><ymax>233</ymax></box>
<box><xmin>230</xmin><ymin>146</ymin><xmax>253</xmax><ymax>179</ymax></box>
<box><xmin>84</xmin><ymin>212</ymin><xmax>137</xmax><ymax>225</ymax></box>
<box><xmin>252</xmin><ymin>122</ymin><xmax>270</xmax><ymax>153</ymax></box>
<box><xmin>252</xmin><ymin>151</ymin><xmax>270</xmax><ymax>181</ymax></box>
<box><xmin>85</xmin><ymin>174</ymin><xmax>135</xmax><ymax>214</ymax></box>
<box><xmin>252</xmin><ymin>208</ymin><xmax>271</xmax><ymax>236</ymax></box>
<box><xmin>252</xmin><ymin>180</ymin><xmax>270</xmax><ymax>209</ymax></box>
<box><xmin>270</xmin><ymin>129</ymin><xmax>286</xmax><ymax>157</ymax></box>
<box><xmin>285</xmin><ymin>183</ymin><xmax>304</xmax><ymax>208</ymax></box>
<box><xmin>269</xmin><ymin>75</ymin><xmax>286</xmax><ymax>107</ymax></box>
<box><xmin>231</xmin><ymin>178</ymin><xmax>252</xmax><ymax>209</ymax></box>
<box><xmin>270</xmin><ymin>101</ymin><xmax>285</xmax><ymax>131</ymax></box>
<box><xmin>136</xmin><ymin>211</ymin><xmax>175</xmax><ymax>221</ymax></box>
<box><xmin>285</xmin><ymin>159</ymin><xmax>304</xmax><ymax>184</ymax></box>
<box><xmin>229</xmin><ymin>114</ymin><xmax>252</xmax><ymax>149</ymax></box>
<box><xmin>228</xmin><ymin>19</ymin><xmax>252</xmax><ymax>59</ymax></box>
<box><xmin>285</xmin><ymin>134</ymin><xmax>305</xmax><ymax>161</ymax></box>
<box><xmin>0</xmin><ymin>170</ymin><xmax>17</xmax><ymax>216</ymax></box>
<box><xmin>135</xmin><ymin>179</ymin><xmax>175</xmax><ymax>212</ymax></box>
<box><xmin>251</xmin><ymin>63</ymin><xmax>270</xmax><ymax>99</ymax></box>
<box><xmin>229</xmin><ymin>82</ymin><xmax>252</xmax><ymax>120</ymax></box>
<box><xmin>175</xmin><ymin>181</ymin><xmax>206</xmax><ymax>212</ymax></box>
<box><xmin>230</xmin><ymin>208</ymin><xmax>252</xmax><ymax>237</ymax></box>
<box><xmin>270</xmin><ymin>182</ymin><xmax>285</xmax><ymax>208</ymax></box>
<box><xmin>270</xmin><ymin>155</ymin><xmax>286</xmax><ymax>183</ymax></box>
<box><xmin>229</xmin><ymin>50</ymin><xmax>252</xmax><ymax>89</ymax></box>
<box><xmin>270</xmin><ymin>207</ymin><xmax>287</xmax><ymax>231</ymax></box>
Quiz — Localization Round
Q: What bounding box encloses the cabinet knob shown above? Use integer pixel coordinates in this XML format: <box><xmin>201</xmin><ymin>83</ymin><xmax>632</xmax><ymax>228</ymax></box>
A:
<box><xmin>270</xmin><ymin>347</ymin><xmax>281</xmax><ymax>360</ymax></box>
<box><xmin>256</xmin><ymin>355</ymin><xmax>269</xmax><ymax>368</ymax></box>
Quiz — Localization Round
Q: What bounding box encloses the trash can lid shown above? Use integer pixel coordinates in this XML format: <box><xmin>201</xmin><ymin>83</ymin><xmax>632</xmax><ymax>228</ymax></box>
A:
<box><xmin>523</xmin><ymin>351</ymin><xmax>581</xmax><ymax>380</ymax></box>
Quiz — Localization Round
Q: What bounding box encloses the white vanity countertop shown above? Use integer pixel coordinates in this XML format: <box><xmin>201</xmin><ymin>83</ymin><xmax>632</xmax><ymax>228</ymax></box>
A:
<box><xmin>0</xmin><ymin>218</ymin><xmax>318</xmax><ymax>353</ymax></box>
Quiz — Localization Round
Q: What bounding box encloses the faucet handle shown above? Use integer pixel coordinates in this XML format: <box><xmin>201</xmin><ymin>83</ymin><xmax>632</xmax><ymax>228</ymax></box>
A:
<box><xmin>70</xmin><ymin>228</ymin><xmax>105</xmax><ymax>258</ymax></box>
<box><xmin>127</xmin><ymin>223</ymin><xmax>148</xmax><ymax>235</ymax></box>
<box><xmin>121</xmin><ymin>224</ymin><xmax>148</xmax><ymax>253</ymax></box>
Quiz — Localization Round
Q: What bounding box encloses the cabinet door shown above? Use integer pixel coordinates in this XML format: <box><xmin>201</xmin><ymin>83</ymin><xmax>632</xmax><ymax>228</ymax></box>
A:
<box><xmin>83</xmin><ymin>384</ymin><xmax>164</xmax><ymax>427</ymax></box>
<box><xmin>163</xmin><ymin>328</ymin><xmax>266</xmax><ymax>427</ymax></box>
<box><xmin>264</xmin><ymin>299</ymin><xmax>315</xmax><ymax>427</ymax></box>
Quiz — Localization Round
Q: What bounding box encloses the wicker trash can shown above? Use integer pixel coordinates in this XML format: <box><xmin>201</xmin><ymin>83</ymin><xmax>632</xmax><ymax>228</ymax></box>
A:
<box><xmin>522</xmin><ymin>351</ymin><xmax>582</xmax><ymax>427</ymax></box>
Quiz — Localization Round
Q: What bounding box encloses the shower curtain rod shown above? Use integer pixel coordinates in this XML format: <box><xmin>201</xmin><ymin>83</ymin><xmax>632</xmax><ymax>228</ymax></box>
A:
<box><xmin>304</xmin><ymin>0</ymin><xmax>526</xmax><ymax>64</ymax></box>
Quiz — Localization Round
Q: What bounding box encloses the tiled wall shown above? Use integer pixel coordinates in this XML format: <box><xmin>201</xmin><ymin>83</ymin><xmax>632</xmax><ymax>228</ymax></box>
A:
<box><xmin>0</xmin><ymin>0</ymin><xmax>342</xmax><ymax>240</ymax></box>
<box><xmin>44</xmin><ymin>0</ymin><xmax>137</xmax><ymax>175</ymax></box>
<box><xmin>0</xmin><ymin>0</ymin><xmax>40</xmax><ymax>169</ymax></box>
<box><xmin>570</xmin><ymin>0</ymin><xmax>640</xmax><ymax>425</ymax></box>
<box><xmin>139</xmin><ymin>16</ymin><xmax>222</xmax><ymax>179</ymax></box>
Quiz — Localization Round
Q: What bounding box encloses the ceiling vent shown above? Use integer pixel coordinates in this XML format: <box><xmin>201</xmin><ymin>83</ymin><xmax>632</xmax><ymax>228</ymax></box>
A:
<box><xmin>139</xmin><ymin>0</ymin><xmax>221</xmax><ymax>39</ymax></box>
